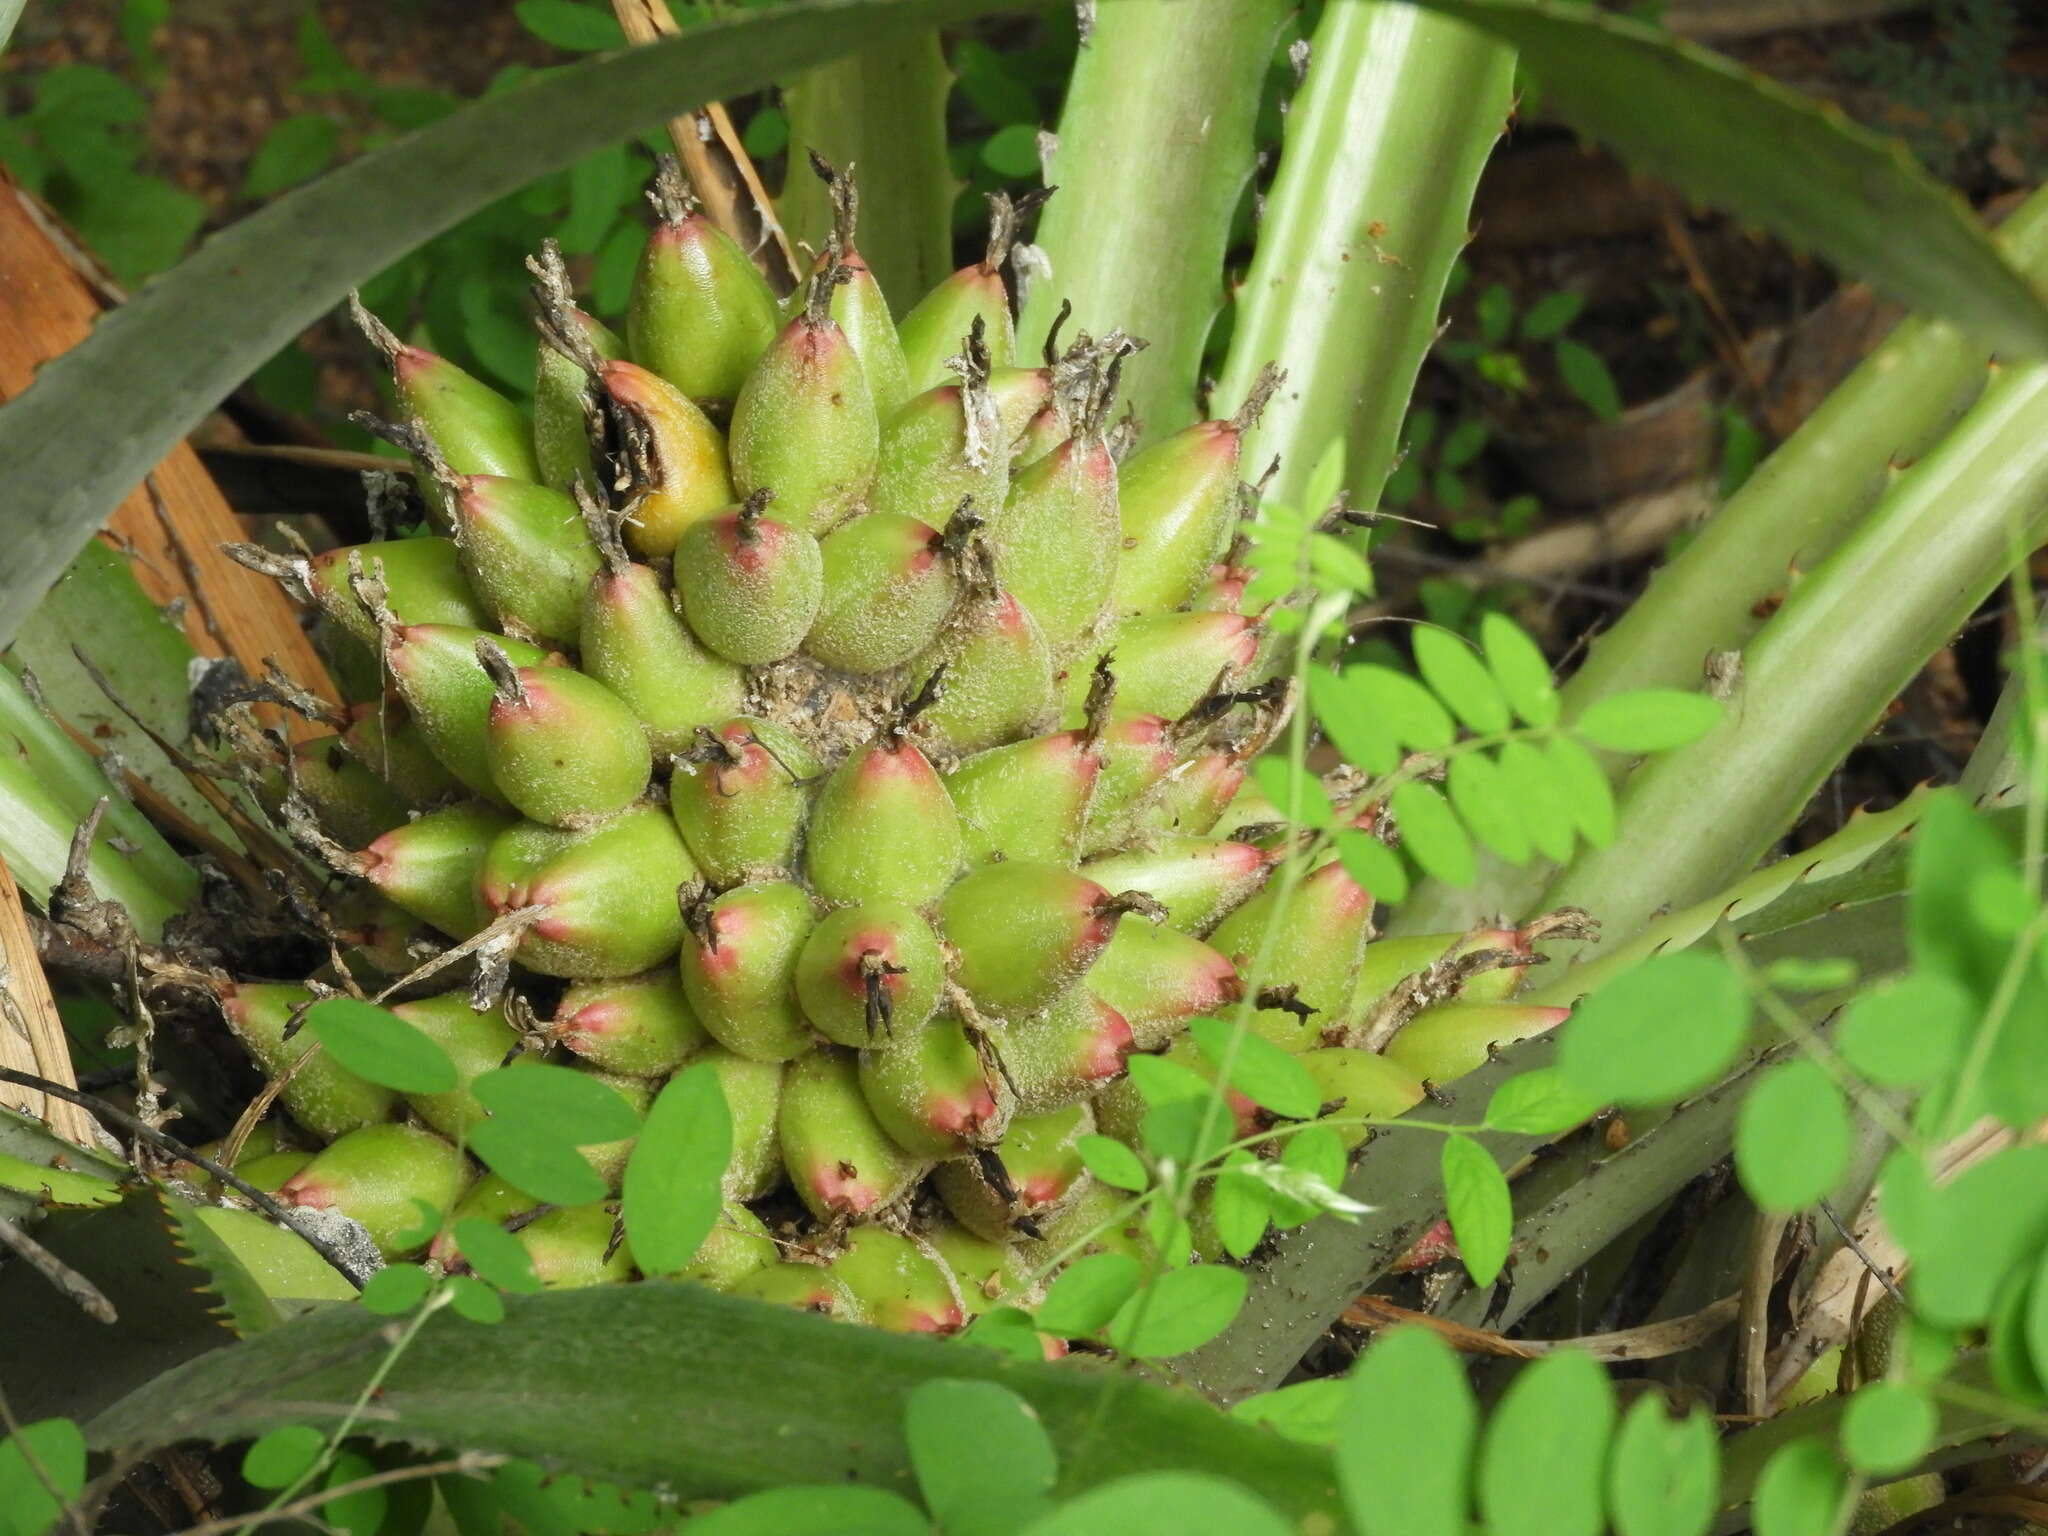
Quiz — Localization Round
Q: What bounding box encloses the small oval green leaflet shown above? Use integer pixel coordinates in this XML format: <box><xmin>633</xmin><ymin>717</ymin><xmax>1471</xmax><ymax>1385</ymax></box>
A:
<box><xmin>1838</xmin><ymin>971</ymin><xmax>1972</xmax><ymax>1088</ymax></box>
<box><xmin>470</xmin><ymin>1063</ymin><xmax>641</xmax><ymax>1144</ymax></box>
<box><xmin>316</xmin><ymin>1449</ymin><xmax>386</xmax><ymax>1536</ymax></box>
<box><xmin>1</xmin><ymin>1417</ymin><xmax>87</xmax><ymax>1536</ymax></box>
<box><xmin>241</xmin><ymin>1422</ymin><xmax>326</xmax><ymax>1491</ymax></box>
<box><xmin>1251</xmin><ymin>756</ymin><xmax>1335</xmax><ymax>828</ymax></box>
<box><xmin>1339</xmin><ymin>1327</ymin><xmax>1477</xmax><ymax>1536</ymax></box>
<box><xmin>907</xmin><ymin>1379</ymin><xmax>1058</xmax><ymax>1536</ymax></box>
<box><xmin>1075</xmin><ymin>1133</ymin><xmax>1149</xmax><ymax>1192</ymax></box>
<box><xmin>1573</xmin><ymin>689</ymin><xmax>1721</xmax><ymax>753</ymax></box>
<box><xmin>1343</xmin><ymin>663</ymin><xmax>1456</xmax><ymax>752</ymax></box>
<box><xmin>622</xmin><ymin>1062</ymin><xmax>730</xmax><ymax>1276</ymax></box>
<box><xmin>1440</xmin><ymin>1134</ymin><xmax>1511</xmax><ymax>1286</ymax></box>
<box><xmin>1485</xmin><ymin>1068</ymin><xmax>1604</xmax><ymax>1135</ymax></box>
<box><xmin>1018</xmin><ymin>1473</ymin><xmax>1294</xmax><ymax>1536</ymax></box>
<box><xmin>1337</xmin><ymin>827</ymin><xmax>1409</xmax><ymax>903</ymax></box>
<box><xmin>468</xmin><ymin>1118</ymin><xmax>609</xmax><ymax>1207</ymax></box>
<box><xmin>1557</xmin><ymin>951</ymin><xmax>1748</xmax><ymax>1106</ymax></box>
<box><xmin>1213</xmin><ymin>1151</ymin><xmax>1270</xmax><ymax>1258</ymax></box>
<box><xmin>1390</xmin><ymin>781</ymin><xmax>1476</xmax><ymax>887</ymax></box>
<box><xmin>1035</xmin><ymin>1252</ymin><xmax>1143</xmax><ymax>1337</ymax></box>
<box><xmin>1228</xmin><ymin>1379</ymin><xmax>1346</xmax><ymax>1447</ymax></box>
<box><xmin>1447</xmin><ymin>750</ymin><xmax>1534</xmax><ymax>865</ymax></box>
<box><xmin>1108</xmin><ymin>1263</ymin><xmax>1247</xmax><ymax>1358</ymax></box>
<box><xmin>1751</xmin><ymin>1436</ymin><xmax>1848</xmax><ymax>1536</ymax></box>
<box><xmin>304</xmin><ymin>997</ymin><xmax>457</xmax><ymax>1094</ymax></box>
<box><xmin>1493</xmin><ymin>737</ymin><xmax>1578</xmax><ymax>864</ymax></box>
<box><xmin>1412</xmin><ymin>625</ymin><xmax>1510</xmax><ymax>734</ymax></box>
<box><xmin>675</xmin><ymin>1484</ymin><xmax>929</xmax><ymax>1536</ymax></box>
<box><xmin>1189</xmin><ymin>1015</ymin><xmax>1320</xmax><ymax>1120</ymax></box>
<box><xmin>1310</xmin><ymin>669</ymin><xmax>1401</xmax><ymax>777</ymax></box>
<box><xmin>1542</xmin><ymin>732</ymin><xmax>1616</xmax><ymax>847</ymax></box>
<box><xmin>1735</xmin><ymin>1058</ymin><xmax>1851</xmax><ymax>1214</ymax></box>
<box><xmin>1479</xmin><ymin>612</ymin><xmax>1559</xmax><ymax>727</ymax></box>
<box><xmin>1887</xmin><ymin>1144</ymin><xmax>2048</xmax><ymax>1327</ymax></box>
<box><xmin>1478</xmin><ymin>1349</ymin><xmax>1616</xmax><ymax>1536</ymax></box>
<box><xmin>1839</xmin><ymin>1381</ymin><xmax>1936</xmax><ymax>1476</ymax></box>
<box><xmin>2028</xmin><ymin>1243</ymin><xmax>2048</xmax><ymax>1390</ymax></box>
<box><xmin>360</xmin><ymin>1261</ymin><xmax>434</xmax><ymax>1316</ymax></box>
<box><xmin>451</xmin><ymin>1218</ymin><xmax>544</xmax><ymax>1295</ymax></box>
<box><xmin>1607</xmin><ymin>1396</ymin><xmax>1718</xmax><ymax>1536</ymax></box>
<box><xmin>960</xmin><ymin>1306</ymin><xmax>1047</xmax><ymax>1363</ymax></box>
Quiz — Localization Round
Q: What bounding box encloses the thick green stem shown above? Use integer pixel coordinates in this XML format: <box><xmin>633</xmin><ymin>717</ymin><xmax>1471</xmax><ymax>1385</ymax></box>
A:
<box><xmin>1017</xmin><ymin>0</ymin><xmax>1287</xmax><ymax>440</ymax></box>
<box><xmin>780</xmin><ymin>33</ymin><xmax>958</xmax><ymax>314</ymax></box>
<box><xmin>1398</xmin><ymin>186</ymin><xmax>2048</xmax><ymax>933</ymax></box>
<box><xmin>1539</xmin><ymin>355</ymin><xmax>2048</xmax><ymax>950</ymax></box>
<box><xmin>1214</xmin><ymin>0</ymin><xmax>1514</xmax><ymax>505</ymax></box>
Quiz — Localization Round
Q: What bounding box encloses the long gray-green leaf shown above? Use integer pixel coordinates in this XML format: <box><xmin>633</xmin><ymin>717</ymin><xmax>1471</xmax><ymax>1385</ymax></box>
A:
<box><xmin>1217</xmin><ymin>0</ymin><xmax>1513</xmax><ymax>506</ymax></box>
<box><xmin>0</xmin><ymin>0</ymin><xmax>1007</xmax><ymax>649</ymax></box>
<box><xmin>1018</xmin><ymin>0</ymin><xmax>1288</xmax><ymax>440</ymax></box>
<box><xmin>87</xmin><ymin>1282</ymin><xmax>1342</xmax><ymax>1518</ymax></box>
<box><xmin>1406</xmin><ymin>0</ymin><xmax>2048</xmax><ymax>355</ymax></box>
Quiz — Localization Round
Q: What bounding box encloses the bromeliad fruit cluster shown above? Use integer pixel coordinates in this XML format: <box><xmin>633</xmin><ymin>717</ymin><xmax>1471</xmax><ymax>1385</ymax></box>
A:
<box><xmin>206</xmin><ymin>157</ymin><xmax>1555</xmax><ymax>1329</ymax></box>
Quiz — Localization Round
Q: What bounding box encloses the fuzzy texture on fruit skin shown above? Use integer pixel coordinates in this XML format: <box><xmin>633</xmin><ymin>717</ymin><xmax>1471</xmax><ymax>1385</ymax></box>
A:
<box><xmin>212</xmin><ymin>172</ymin><xmax>1560</xmax><ymax>1335</ymax></box>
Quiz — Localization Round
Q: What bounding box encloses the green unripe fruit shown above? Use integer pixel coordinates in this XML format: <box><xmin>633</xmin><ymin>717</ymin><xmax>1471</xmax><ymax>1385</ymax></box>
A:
<box><xmin>580</xmin><ymin>559</ymin><xmax>747</xmax><ymax>756</ymax></box>
<box><xmin>279</xmin><ymin>1121</ymin><xmax>471</xmax><ymax>1259</ymax></box>
<box><xmin>944</xmin><ymin>730</ymin><xmax>1102</xmax><ymax>867</ymax></box>
<box><xmin>1384</xmin><ymin>1002</ymin><xmax>1572</xmax><ymax>1085</ymax></box>
<box><xmin>815</xmin><ymin>240</ymin><xmax>912</xmax><ymax>419</ymax></box>
<box><xmin>555</xmin><ymin>968</ymin><xmax>709</xmax><ymax>1077</ymax></box>
<box><xmin>925</xmin><ymin>1221</ymin><xmax>1033</xmax><ymax>1315</ymax></box>
<box><xmin>385</xmin><ymin>338</ymin><xmax>541</xmax><ymax>493</ymax></box>
<box><xmin>599</xmin><ymin>359</ymin><xmax>734</xmax><ymax>558</ymax></box>
<box><xmin>989</xmin><ymin>435</ymin><xmax>1118</xmax><ymax>650</ymax></box>
<box><xmin>680</xmin><ymin>1201</ymin><xmax>778</xmax><ymax>1289</ymax></box>
<box><xmin>911</xmin><ymin>592</ymin><xmax>1056</xmax><ymax>755</ymax></box>
<box><xmin>1111</xmin><ymin>416</ymin><xmax>1245</xmax><ymax>615</ymax></box>
<box><xmin>1300</xmin><ymin>1049</ymin><xmax>1427</xmax><ymax>1150</ymax></box>
<box><xmin>869</xmin><ymin>383</ymin><xmax>1009</xmax><ymax>529</ymax></box>
<box><xmin>1134</xmin><ymin>751</ymin><xmax>1248</xmax><ymax>841</ymax></box>
<box><xmin>728</xmin><ymin>1261</ymin><xmax>865</xmax><ymax>1321</ymax></box>
<box><xmin>729</xmin><ymin>296</ymin><xmax>879</xmax><ymax>534</ymax></box>
<box><xmin>857</xmin><ymin>1010</ymin><xmax>1010</xmax><ymax>1158</ymax></box>
<box><xmin>361</xmin><ymin>800</ymin><xmax>514</xmax><ymax>939</ymax></box>
<box><xmin>1085</xmin><ymin>921</ymin><xmax>1242</xmax><ymax>1052</ymax></box>
<box><xmin>1209</xmin><ymin>860</ymin><xmax>1375</xmax><ymax>1053</ymax></box>
<box><xmin>896</xmin><ymin>264</ymin><xmax>1013</xmax><ymax>395</ymax></box>
<box><xmin>219</xmin><ymin>982</ymin><xmax>396</xmax><ymax>1140</ymax></box>
<box><xmin>678</xmin><ymin>881</ymin><xmax>818</xmax><ymax>1062</ymax></box>
<box><xmin>231</xmin><ymin>1149</ymin><xmax>314</xmax><ymax>1194</ymax></box>
<box><xmin>672</xmin><ymin>494</ymin><xmax>825</xmax><ymax>665</ymax></box>
<box><xmin>340</xmin><ymin>700</ymin><xmax>467</xmax><ymax>810</ymax></box>
<box><xmin>987</xmin><ymin>365</ymin><xmax>1054</xmax><ymax>451</ymax></box>
<box><xmin>669</xmin><ymin>718</ymin><xmax>819</xmax><ymax>886</ymax></box>
<box><xmin>825</xmin><ymin>1227</ymin><xmax>965</xmax><ymax>1334</ymax></box>
<box><xmin>1016</xmin><ymin>1179</ymin><xmax>1158</xmax><ymax>1274</ymax></box>
<box><xmin>1343</xmin><ymin>930</ymin><xmax>1530</xmax><ymax>1030</ymax></box>
<box><xmin>701</xmin><ymin>1046</ymin><xmax>785</xmax><ymax>1199</ymax></box>
<box><xmin>1080</xmin><ymin>714</ymin><xmax>1182</xmax><ymax>855</ymax></box>
<box><xmin>796</xmin><ymin>901</ymin><xmax>947</xmax><ymax>1048</ymax></box>
<box><xmin>287</xmin><ymin>734</ymin><xmax>409</xmax><ymax>850</ymax></box>
<box><xmin>392</xmin><ymin>992</ymin><xmax>526</xmax><ymax>1140</ymax></box>
<box><xmin>383</xmin><ymin>624</ymin><xmax>555</xmax><ymax>801</ymax></box>
<box><xmin>779</xmin><ymin>1048</ymin><xmax>930</xmax><ymax>1221</ymax></box>
<box><xmin>1189</xmin><ymin>559</ymin><xmax>1255</xmax><ymax>615</ymax></box>
<box><xmin>628</xmin><ymin>209</ymin><xmax>781</xmax><ymax>408</ymax></box>
<box><xmin>806</xmin><ymin>512</ymin><xmax>959</xmax><ymax>673</ymax></box>
<box><xmin>479</xmin><ymin>644</ymin><xmax>653</xmax><ymax>828</ymax></box>
<box><xmin>533</xmin><ymin>304</ymin><xmax>622</xmax><ymax>493</ymax></box>
<box><xmin>1080</xmin><ymin>836</ymin><xmax>1272</xmax><ymax>936</ymax></box>
<box><xmin>940</xmin><ymin>862</ymin><xmax>1121</xmax><ymax>1017</ymax></box>
<box><xmin>514</xmin><ymin>1204</ymin><xmax>635</xmax><ymax>1290</ymax></box>
<box><xmin>478</xmin><ymin>805</ymin><xmax>696</xmax><ymax>977</ymax></box>
<box><xmin>439</xmin><ymin>1174</ymin><xmax>540</xmax><ymax>1259</ymax></box>
<box><xmin>451</xmin><ymin>477</ymin><xmax>602</xmax><ymax>649</ymax></box>
<box><xmin>307</xmin><ymin>537</ymin><xmax>485</xmax><ymax>648</ymax></box>
<box><xmin>933</xmin><ymin>1102</ymin><xmax>1092</xmax><ymax>1240</ymax></box>
<box><xmin>1064</xmin><ymin>612</ymin><xmax>1259</xmax><ymax>726</ymax></box>
<box><xmin>994</xmin><ymin>989</ymin><xmax>1135</xmax><ymax>1112</ymax></box>
<box><xmin>192</xmin><ymin>1205</ymin><xmax>356</xmax><ymax>1302</ymax></box>
<box><xmin>804</xmin><ymin>737</ymin><xmax>964</xmax><ymax>908</ymax></box>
